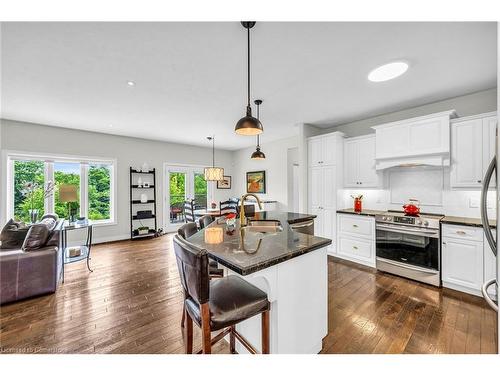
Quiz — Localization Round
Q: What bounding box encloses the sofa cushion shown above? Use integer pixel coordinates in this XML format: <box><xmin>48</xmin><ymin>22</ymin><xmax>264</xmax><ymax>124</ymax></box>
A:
<box><xmin>0</xmin><ymin>219</ymin><xmax>29</xmax><ymax>249</ymax></box>
<box><xmin>22</xmin><ymin>223</ymin><xmax>51</xmax><ymax>251</ymax></box>
<box><xmin>39</xmin><ymin>217</ymin><xmax>57</xmax><ymax>231</ymax></box>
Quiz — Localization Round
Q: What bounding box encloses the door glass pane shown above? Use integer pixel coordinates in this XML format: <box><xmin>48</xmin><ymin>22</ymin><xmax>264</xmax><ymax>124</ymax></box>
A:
<box><xmin>194</xmin><ymin>172</ymin><xmax>207</xmax><ymax>209</ymax></box>
<box><xmin>13</xmin><ymin>160</ymin><xmax>45</xmax><ymax>222</ymax></box>
<box><xmin>169</xmin><ymin>172</ymin><xmax>186</xmax><ymax>224</ymax></box>
<box><xmin>88</xmin><ymin>163</ymin><xmax>111</xmax><ymax>220</ymax></box>
<box><xmin>54</xmin><ymin>162</ymin><xmax>80</xmax><ymax>219</ymax></box>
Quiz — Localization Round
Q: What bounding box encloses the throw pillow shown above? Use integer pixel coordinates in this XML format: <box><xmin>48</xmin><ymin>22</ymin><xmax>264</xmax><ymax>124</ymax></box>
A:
<box><xmin>0</xmin><ymin>219</ymin><xmax>29</xmax><ymax>249</ymax></box>
<box><xmin>22</xmin><ymin>224</ymin><xmax>50</xmax><ymax>251</ymax></box>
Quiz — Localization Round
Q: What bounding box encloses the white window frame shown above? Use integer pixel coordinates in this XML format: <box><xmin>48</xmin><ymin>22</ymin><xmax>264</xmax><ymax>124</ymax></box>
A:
<box><xmin>4</xmin><ymin>150</ymin><xmax>117</xmax><ymax>226</ymax></box>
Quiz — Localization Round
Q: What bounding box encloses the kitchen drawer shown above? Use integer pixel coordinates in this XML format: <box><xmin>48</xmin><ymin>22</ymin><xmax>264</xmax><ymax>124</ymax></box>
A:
<box><xmin>442</xmin><ymin>224</ymin><xmax>483</xmax><ymax>242</ymax></box>
<box><xmin>338</xmin><ymin>214</ymin><xmax>375</xmax><ymax>240</ymax></box>
<box><xmin>337</xmin><ymin>235</ymin><xmax>375</xmax><ymax>266</ymax></box>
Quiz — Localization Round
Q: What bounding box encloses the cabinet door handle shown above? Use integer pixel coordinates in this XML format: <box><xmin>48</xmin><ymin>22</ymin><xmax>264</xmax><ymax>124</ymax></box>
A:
<box><xmin>352</xmin><ymin>246</ymin><xmax>358</xmax><ymax>250</ymax></box>
<box><xmin>477</xmin><ymin>180</ymin><xmax>482</xmax><ymax>183</ymax></box>
<box><xmin>359</xmin><ymin>182</ymin><xmax>362</xmax><ymax>185</ymax></box>
<box><xmin>442</xmin><ymin>242</ymin><xmax>446</xmax><ymax>245</ymax></box>
<box><xmin>352</xmin><ymin>224</ymin><xmax>358</xmax><ymax>228</ymax></box>
<box><xmin>456</xmin><ymin>230</ymin><xmax>466</xmax><ymax>235</ymax></box>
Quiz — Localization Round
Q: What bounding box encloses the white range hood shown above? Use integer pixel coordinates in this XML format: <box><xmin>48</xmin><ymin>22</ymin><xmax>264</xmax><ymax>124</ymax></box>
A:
<box><xmin>371</xmin><ymin>110</ymin><xmax>457</xmax><ymax>170</ymax></box>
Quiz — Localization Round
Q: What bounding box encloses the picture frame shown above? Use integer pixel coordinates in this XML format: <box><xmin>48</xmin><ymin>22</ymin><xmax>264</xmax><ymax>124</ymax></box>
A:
<box><xmin>217</xmin><ymin>175</ymin><xmax>232</xmax><ymax>189</ymax></box>
<box><xmin>246</xmin><ymin>171</ymin><xmax>266</xmax><ymax>194</ymax></box>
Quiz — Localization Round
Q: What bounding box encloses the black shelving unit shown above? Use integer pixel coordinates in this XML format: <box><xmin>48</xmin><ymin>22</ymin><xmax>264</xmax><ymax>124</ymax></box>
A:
<box><xmin>129</xmin><ymin>167</ymin><xmax>158</xmax><ymax>240</ymax></box>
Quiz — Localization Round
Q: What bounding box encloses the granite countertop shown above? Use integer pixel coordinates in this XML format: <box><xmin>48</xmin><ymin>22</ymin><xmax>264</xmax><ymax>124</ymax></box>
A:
<box><xmin>186</xmin><ymin>211</ymin><xmax>331</xmax><ymax>276</ymax></box>
<box><xmin>336</xmin><ymin>208</ymin><xmax>386</xmax><ymax>217</ymax></box>
<box><xmin>441</xmin><ymin>216</ymin><xmax>497</xmax><ymax>229</ymax></box>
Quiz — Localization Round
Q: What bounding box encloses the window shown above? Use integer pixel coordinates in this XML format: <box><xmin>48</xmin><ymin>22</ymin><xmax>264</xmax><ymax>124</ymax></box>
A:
<box><xmin>88</xmin><ymin>163</ymin><xmax>112</xmax><ymax>221</ymax></box>
<box><xmin>13</xmin><ymin>160</ymin><xmax>45</xmax><ymax>222</ymax></box>
<box><xmin>7</xmin><ymin>153</ymin><xmax>115</xmax><ymax>225</ymax></box>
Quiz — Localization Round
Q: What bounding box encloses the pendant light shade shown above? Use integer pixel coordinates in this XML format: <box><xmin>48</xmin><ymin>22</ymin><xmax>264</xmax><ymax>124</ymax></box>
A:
<box><xmin>251</xmin><ymin>99</ymin><xmax>266</xmax><ymax>159</ymax></box>
<box><xmin>235</xmin><ymin>21</ymin><xmax>264</xmax><ymax>136</ymax></box>
<box><xmin>204</xmin><ymin>136</ymin><xmax>224</xmax><ymax>181</ymax></box>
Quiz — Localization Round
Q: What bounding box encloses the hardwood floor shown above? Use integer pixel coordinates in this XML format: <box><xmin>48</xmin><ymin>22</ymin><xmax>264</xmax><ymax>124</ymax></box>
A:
<box><xmin>0</xmin><ymin>234</ymin><xmax>497</xmax><ymax>354</ymax></box>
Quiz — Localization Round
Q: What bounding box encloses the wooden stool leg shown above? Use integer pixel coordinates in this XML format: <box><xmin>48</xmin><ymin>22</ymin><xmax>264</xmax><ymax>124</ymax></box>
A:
<box><xmin>201</xmin><ymin>303</ymin><xmax>211</xmax><ymax>354</ymax></box>
<box><xmin>184</xmin><ymin>310</ymin><xmax>193</xmax><ymax>354</ymax></box>
<box><xmin>261</xmin><ymin>310</ymin><xmax>270</xmax><ymax>354</ymax></box>
<box><xmin>230</xmin><ymin>325</ymin><xmax>236</xmax><ymax>353</ymax></box>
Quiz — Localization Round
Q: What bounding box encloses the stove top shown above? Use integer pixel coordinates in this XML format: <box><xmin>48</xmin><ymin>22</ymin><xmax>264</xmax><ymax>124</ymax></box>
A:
<box><xmin>376</xmin><ymin>210</ymin><xmax>444</xmax><ymax>230</ymax></box>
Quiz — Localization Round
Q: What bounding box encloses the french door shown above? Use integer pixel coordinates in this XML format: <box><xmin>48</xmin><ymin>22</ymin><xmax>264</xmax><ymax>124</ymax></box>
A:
<box><xmin>165</xmin><ymin>165</ymin><xmax>210</xmax><ymax>232</ymax></box>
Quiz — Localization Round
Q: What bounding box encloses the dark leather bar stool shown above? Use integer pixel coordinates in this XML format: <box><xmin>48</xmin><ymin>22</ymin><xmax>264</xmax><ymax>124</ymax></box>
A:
<box><xmin>173</xmin><ymin>234</ymin><xmax>270</xmax><ymax>354</ymax></box>
<box><xmin>198</xmin><ymin>215</ymin><xmax>214</xmax><ymax>229</ymax></box>
<box><xmin>177</xmin><ymin>223</ymin><xmax>223</xmax><ymax>329</ymax></box>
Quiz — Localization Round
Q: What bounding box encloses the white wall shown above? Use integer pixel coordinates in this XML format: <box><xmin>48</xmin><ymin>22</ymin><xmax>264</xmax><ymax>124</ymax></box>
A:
<box><xmin>0</xmin><ymin>119</ymin><xmax>234</xmax><ymax>241</ymax></box>
<box><xmin>231</xmin><ymin>136</ymin><xmax>299</xmax><ymax>211</ymax></box>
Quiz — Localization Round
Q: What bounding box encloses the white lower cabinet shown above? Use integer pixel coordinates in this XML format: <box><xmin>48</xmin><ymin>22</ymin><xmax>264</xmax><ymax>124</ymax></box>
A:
<box><xmin>441</xmin><ymin>224</ymin><xmax>491</xmax><ymax>297</ymax></box>
<box><xmin>334</xmin><ymin>214</ymin><xmax>376</xmax><ymax>268</ymax></box>
<box><xmin>484</xmin><ymin>230</ymin><xmax>497</xmax><ymax>298</ymax></box>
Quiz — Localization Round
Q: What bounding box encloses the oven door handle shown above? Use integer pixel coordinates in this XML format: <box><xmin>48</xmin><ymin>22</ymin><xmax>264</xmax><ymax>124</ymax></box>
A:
<box><xmin>376</xmin><ymin>257</ymin><xmax>439</xmax><ymax>274</ymax></box>
<box><xmin>376</xmin><ymin>223</ymin><xmax>439</xmax><ymax>238</ymax></box>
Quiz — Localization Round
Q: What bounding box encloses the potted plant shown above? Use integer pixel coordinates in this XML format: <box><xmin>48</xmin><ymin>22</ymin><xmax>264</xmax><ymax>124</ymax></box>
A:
<box><xmin>22</xmin><ymin>181</ymin><xmax>55</xmax><ymax>223</ymax></box>
<box><xmin>137</xmin><ymin>220</ymin><xmax>149</xmax><ymax>235</ymax></box>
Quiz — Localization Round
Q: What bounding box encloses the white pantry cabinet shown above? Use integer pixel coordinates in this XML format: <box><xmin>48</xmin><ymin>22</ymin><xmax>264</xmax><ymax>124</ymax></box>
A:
<box><xmin>308</xmin><ymin>132</ymin><xmax>343</xmax><ymax>167</ymax></box>
<box><xmin>308</xmin><ymin>132</ymin><xmax>344</xmax><ymax>255</ymax></box>
<box><xmin>372</xmin><ymin>110</ymin><xmax>456</xmax><ymax>161</ymax></box>
<box><xmin>450</xmin><ymin>112</ymin><xmax>497</xmax><ymax>188</ymax></box>
<box><xmin>344</xmin><ymin>134</ymin><xmax>380</xmax><ymax>188</ymax></box>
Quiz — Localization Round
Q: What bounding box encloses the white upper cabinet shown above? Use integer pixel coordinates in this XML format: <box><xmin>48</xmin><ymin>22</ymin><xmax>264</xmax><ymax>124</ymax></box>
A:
<box><xmin>344</xmin><ymin>135</ymin><xmax>380</xmax><ymax>188</ymax></box>
<box><xmin>308</xmin><ymin>132</ymin><xmax>344</xmax><ymax>167</ymax></box>
<box><xmin>372</xmin><ymin>110</ymin><xmax>455</xmax><ymax>162</ymax></box>
<box><xmin>450</xmin><ymin>113</ymin><xmax>497</xmax><ymax>188</ymax></box>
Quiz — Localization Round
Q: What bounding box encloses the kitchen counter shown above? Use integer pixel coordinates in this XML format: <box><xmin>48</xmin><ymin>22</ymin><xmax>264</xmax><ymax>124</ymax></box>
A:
<box><xmin>187</xmin><ymin>211</ymin><xmax>328</xmax><ymax>275</ymax></box>
<box><xmin>441</xmin><ymin>215</ymin><xmax>496</xmax><ymax>228</ymax></box>
<box><xmin>185</xmin><ymin>210</ymin><xmax>330</xmax><ymax>354</ymax></box>
<box><xmin>336</xmin><ymin>208</ymin><xmax>386</xmax><ymax>217</ymax></box>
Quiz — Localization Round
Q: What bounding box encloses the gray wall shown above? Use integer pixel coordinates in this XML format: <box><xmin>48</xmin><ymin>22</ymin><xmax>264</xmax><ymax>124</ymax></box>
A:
<box><xmin>0</xmin><ymin>119</ymin><xmax>234</xmax><ymax>241</ymax></box>
<box><xmin>316</xmin><ymin>88</ymin><xmax>497</xmax><ymax>137</ymax></box>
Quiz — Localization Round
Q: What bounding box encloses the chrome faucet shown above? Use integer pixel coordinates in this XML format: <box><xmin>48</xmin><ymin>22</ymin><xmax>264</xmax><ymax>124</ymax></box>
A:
<box><xmin>239</xmin><ymin>193</ymin><xmax>262</xmax><ymax>227</ymax></box>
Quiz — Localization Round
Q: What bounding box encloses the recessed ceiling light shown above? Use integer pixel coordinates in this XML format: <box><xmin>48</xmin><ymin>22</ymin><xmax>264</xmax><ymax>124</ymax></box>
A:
<box><xmin>109</xmin><ymin>124</ymin><xmax>114</xmax><ymax>128</ymax></box>
<box><xmin>126</xmin><ymin>80</ymin><xmax>135</xmax><ymax>86</ymax></box>
<box><xmin>368</xmin><ymin>61</ymin><xmax>409</xmax><ymax>82</ymax></box>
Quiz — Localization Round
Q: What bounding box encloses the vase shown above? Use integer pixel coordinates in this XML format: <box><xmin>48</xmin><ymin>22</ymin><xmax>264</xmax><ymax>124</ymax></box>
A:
<box><xmin>354</xmin><ymin>198</ymin><xmax>362</xmax><ymax>213</ymax></box>
<box><xmin>29</xmin><ymin>209</ymin><xmax>39</xmax><ymax>224</ymax></box>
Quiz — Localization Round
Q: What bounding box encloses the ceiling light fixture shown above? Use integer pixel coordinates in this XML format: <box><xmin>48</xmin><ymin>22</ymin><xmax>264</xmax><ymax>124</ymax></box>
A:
<box><xmin>251</xmin><ymin>99</ymin><xmax>266</xmax><ymax>160</ymax></box>
<box><xmin>234</xmin><ymin>21</ymin><xmax>263</xmax><ymax>136</ymax></box>
<box><xmin>368</xmin><ymin>61</ymin><xmax>409</xmax><ymax>82</ymax></box>
<box><xmin>126</xmin><ymin>80</ymin><xmax>136</xmax><ymax>86</ymax></box>
<box><xmin>204</xmin><ymin>136</ymin><xmax>224</xmax><ymax>181</ymax></box>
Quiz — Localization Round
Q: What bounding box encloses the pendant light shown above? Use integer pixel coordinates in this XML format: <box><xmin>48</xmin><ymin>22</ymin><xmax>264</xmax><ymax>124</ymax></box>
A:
<box><xmin>234</xmin><ymin>21</ymin><xmax>264</xmax><ymax>136</ymax></box>
<box><xmin>251</xmin><ymin>99</ymin><xmax>266</xmax><ymax>159</ymax></box>
<box><xmin>204</xmin><ymin>136</ymin><xmax>224</xmax><ymax>181</ymax></box>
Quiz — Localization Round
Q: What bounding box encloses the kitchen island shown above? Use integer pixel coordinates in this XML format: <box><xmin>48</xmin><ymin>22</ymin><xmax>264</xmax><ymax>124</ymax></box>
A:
<box><xmin>187</xmin><ymin>211</ymin><xmax>331</xmax><ymax>354</ymax></box>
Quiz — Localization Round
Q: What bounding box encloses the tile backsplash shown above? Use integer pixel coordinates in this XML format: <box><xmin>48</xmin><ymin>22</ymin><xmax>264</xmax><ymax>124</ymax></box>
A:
<box><xmin>342</xmin><ymin>167</ymin><xmax>497</xmax><ymax>218</ymax></box>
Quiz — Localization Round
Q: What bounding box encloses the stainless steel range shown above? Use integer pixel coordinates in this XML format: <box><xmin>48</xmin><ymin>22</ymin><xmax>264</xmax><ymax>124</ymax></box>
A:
<box><xmin>375</xmin><ymin>211</ymin><xmax>444</xmax><ymax>286</ymax></box>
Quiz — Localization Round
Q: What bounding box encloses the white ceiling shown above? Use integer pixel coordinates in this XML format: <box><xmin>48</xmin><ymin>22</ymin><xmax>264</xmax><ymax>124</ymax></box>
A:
<box><xmin>1</xmin><ymin>22</ymin><xmax>497</xmax><ymax>150</ymax></box>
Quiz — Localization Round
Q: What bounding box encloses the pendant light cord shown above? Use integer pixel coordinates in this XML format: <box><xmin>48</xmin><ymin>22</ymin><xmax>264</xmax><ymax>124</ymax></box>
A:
<box><xmin>212</xmin><ymin>136</ymin><xmax>215</xmax><ymax>167</ymax></box>
<box><xmin>247</xmin><ymin>26</ymin><xmax>251</xmax><ymax>108</ymax></box>
<box><xmin>256</xmin><ymin>104</ymin><xmax>260</xmax><ymax>146</ymax></box>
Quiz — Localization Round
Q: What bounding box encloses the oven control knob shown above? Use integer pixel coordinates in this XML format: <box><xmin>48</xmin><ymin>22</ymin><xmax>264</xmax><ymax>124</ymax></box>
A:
<box><xmin>416</xmin><ymin>219</ymin><xmax>422</xmax><ymax>225</ymax></box>
<box><xmin>423</xmin><ymin>220</ymin><xmax>429</xmax><ymax>226</ymax></box>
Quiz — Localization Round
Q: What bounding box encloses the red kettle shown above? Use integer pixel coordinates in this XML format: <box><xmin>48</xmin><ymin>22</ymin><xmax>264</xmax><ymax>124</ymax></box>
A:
<box><xmin>403</xmin><ymin>199</ymin><xmax>420</xmax><ymax>216</ymax></box>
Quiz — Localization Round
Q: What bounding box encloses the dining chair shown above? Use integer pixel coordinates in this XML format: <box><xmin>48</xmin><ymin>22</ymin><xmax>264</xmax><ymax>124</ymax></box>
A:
<box><xmin>199</xmin><ymin>215</ymin><xmax>214</xmax><ymax>229</ymax></box>
<box><xmin>219</xmin><ymin>200</ymin><xmax>237</xmax><ymax>216</ymax></box>
<box><xmin>184</xmin><ymin>199</ymin><xmax>196</xmax><ymax>223</ymax></box>
<box><xmin>173</xmin><ymin>234</ymin><xmax>270</xmax><ymax>354</ymax></box>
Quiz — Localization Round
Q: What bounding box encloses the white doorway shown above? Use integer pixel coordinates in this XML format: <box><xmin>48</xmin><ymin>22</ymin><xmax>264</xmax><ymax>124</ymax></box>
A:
<box><xmin>164</xmin><ymin>164</ymin><xmax>212</xmax><ymax>233</ymax></box>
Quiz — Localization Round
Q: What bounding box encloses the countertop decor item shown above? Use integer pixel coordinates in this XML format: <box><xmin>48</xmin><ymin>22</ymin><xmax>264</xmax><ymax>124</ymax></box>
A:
<box><xmin>247</xmin><ymin>171</ymin><xmax>266</xmax><ymax>194</ymax></box>
<box><xmin>216</xmin><ymin>175</ymin><xmax>231</xmax><ymax>189</ymax></box>
<box><xmin>234</xmin><ymin>21</ymin><xmax>263</xmax><ymax>136</ymax></box>
<box><xmin>350</xmin><ymin>194</ymin><xmax>363</xmax><ymax>212</ymax></box>
<box><xmin>204</xmin><ymin>136</ymin><xmax>224</xmax><ymax>181</ymax></box>
<box><xmin>251</xmin><ymin>99</ymin><xmax>266</xmax><ymax>159</ymax></box>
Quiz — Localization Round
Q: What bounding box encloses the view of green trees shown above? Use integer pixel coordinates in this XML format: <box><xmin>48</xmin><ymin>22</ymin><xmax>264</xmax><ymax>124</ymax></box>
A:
<box><xmin>13</xmin><ymin>160</ymin><xmax>111</xmax><ymax>222</ymax></box>
<box><xmin>88</xmin><ymin>165</ymin><xmax>111</xmax><ymax>220</ymax></box>
<box><xmin>169</xmin><ymin>172</ymin><xmax>207</xmax><ymax>210</ymax></box>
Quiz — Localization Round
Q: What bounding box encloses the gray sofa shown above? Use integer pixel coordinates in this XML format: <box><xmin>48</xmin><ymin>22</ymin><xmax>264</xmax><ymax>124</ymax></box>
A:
<box><xmin>0</xmin><ymin>215</ymin><xmax>63</xmax><ymax>305</ymax></box>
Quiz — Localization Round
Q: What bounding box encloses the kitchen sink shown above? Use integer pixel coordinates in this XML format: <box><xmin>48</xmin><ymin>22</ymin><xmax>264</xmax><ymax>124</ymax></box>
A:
<box><xmin>246</xmin><ymin>220</ymin><xmax>283</xmax><ymax>233</ymax></box>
